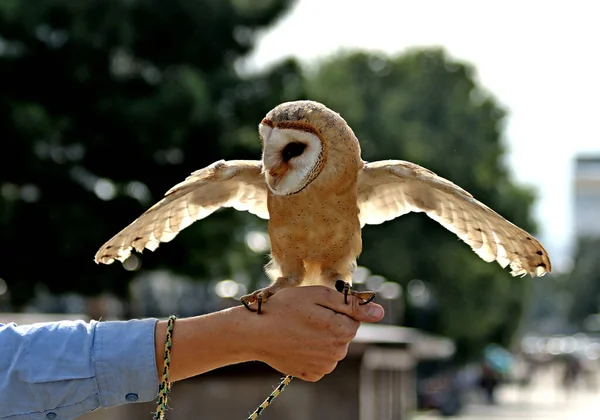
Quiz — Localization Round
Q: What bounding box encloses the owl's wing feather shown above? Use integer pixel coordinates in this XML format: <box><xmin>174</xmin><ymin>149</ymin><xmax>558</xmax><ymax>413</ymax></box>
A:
<box><xmin>357</xmin><ymin>160</ymin><xmax>551</xmax><ymax>277</ymax></box>
<box><xmin>94</xmin><ymin>160</ymin><xmax>269</xmax><ymax>265</ymax></box>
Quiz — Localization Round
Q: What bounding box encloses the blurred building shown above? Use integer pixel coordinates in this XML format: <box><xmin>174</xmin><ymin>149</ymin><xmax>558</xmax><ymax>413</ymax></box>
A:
<box><xmin>573</xmin><ymin>155</ymin><xmax>600</xmax><ymax>239</ymax></box>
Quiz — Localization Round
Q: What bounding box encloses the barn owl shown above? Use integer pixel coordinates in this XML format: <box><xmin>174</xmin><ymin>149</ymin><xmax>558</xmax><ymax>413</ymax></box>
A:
<box><xmin>94</xmin><ymin>100</ymin><xmax>552</xmax><ymax>314</ymax></box>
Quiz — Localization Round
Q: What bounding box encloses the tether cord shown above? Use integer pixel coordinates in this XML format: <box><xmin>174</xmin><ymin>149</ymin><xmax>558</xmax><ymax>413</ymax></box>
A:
<box><xmin>153</xmin><ymin>315</ymin><xmax>176</xmax><ymax>419</ymax></box>
<box><xmin>152</xmin><ymin>315</ymin><xmax>291</xmax><ymax>419</ymax></box>
<box><xmin>246</xmin><ymin>375</ymin><xmax>294</xmax><ymax>419</ymax></box>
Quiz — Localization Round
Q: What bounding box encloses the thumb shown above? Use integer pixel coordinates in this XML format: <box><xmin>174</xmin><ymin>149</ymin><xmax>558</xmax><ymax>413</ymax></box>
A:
<box><xmin>352</xmin><ymin>302</ymin><xmax>385</xmax><ymax>323</ymax></box>
<box><xmin>315</xmin><ymin>287</ymin><xmax>385</xmax><ymax>322</ymax></box>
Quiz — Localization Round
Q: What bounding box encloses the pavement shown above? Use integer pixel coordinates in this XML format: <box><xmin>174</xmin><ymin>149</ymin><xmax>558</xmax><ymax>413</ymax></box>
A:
<box><xmin>415</xmin><ymin>367</ymin><xmax>600</xmax><ymax>419</ymax></box>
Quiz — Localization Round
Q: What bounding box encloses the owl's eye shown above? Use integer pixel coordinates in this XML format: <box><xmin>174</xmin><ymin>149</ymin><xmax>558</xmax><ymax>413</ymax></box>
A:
<box><xmin>281</xmin><ymin>142</ymin><xmax>306</xmax><ymax>161</ymax></box>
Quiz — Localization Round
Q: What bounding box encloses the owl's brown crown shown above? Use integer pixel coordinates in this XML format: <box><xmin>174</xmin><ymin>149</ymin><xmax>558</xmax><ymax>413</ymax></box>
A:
<box><xmin>265</xmin><ymin>100</ymin><xmax>361</xmax><ymax>152</ymax></box>
<box><xmin>267</xmin><ymin>100</ymin><xmax>337</xmax><ymax>124</ymax></box>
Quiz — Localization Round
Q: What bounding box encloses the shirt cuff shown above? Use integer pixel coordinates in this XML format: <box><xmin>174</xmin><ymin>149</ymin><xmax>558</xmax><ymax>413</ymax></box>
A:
<box><xmin>92</xmin><ymin>318</ymin><xmax>159</xmax><ymax>407</ymax></box>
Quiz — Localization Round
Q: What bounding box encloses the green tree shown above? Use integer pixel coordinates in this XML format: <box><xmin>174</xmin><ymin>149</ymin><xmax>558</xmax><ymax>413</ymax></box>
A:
<box><xmin>0</xmin><ymin>0</ymin><xmax>302</xmax><ymax>307</ymax></box>
<box><xmin>305</xmin><ymin>49</ymin><xmax>540</xmax><ymax>359</ymax></box>
<box><xmin>0</xmin><ymin>1</ymin><xmax>544</xmax><ymax>361</ymax></box>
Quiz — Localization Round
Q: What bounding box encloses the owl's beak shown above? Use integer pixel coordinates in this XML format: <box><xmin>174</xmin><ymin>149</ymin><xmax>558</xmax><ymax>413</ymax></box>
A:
<box><xmin>268</xmin><ymin>164</ymin><xmax>288</xmax><ymax>188</ymax></box>
<box><xmin>271</xmin><ymin>175</ymin><xmax>282</xmax><ymax>188</ymax></box>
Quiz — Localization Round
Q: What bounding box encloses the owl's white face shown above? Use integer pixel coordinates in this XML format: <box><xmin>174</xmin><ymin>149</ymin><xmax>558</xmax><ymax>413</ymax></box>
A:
<box><xmin>259</xmin><ymin>123</ymin><xmax>324</xmax><ymax>196</ymax></box>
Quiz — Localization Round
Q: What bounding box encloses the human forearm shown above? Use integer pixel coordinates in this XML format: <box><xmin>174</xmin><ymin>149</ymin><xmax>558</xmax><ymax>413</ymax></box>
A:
<box><xmin>0</xmin><ymin>318</ymin><xmax>159</xmax><ymax>420</ymax></box>
<box><xmin>0</xmin><ymin>286</ymin><xmax>383</xmax><ymax>420</ymax></box>
<box><xmin>154</xmin><ymin>306</ymin><xmax>253</xmax><ymax>382</ymax></box>
<box><xmin>154</xmin><ymin>286</ymin><xmax>385</xmax><ymax>383</ymax></box>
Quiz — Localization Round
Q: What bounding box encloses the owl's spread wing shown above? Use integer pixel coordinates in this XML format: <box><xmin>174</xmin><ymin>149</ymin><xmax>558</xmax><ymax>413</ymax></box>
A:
<box><xmin>357</xmin><ymin>160</ymin><xmax>551</xmax><ymax>277</ymax></box>
<box><xmin>94</xmin><ymin>160</ymin><xmax>269</xmax><ymax>265</ymax></box>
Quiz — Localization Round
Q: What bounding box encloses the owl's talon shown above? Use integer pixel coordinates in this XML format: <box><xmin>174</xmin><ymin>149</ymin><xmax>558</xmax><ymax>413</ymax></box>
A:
<box><xmin>354</xmin><ymin>290</ymin><xmax>377</xmax><ymax>304</ymax></box>
<box><xmin>334</xmin><ymin>280</ymin><xmax>354</xmax><ymax>304</ymax></box>
<box><xmin>358</xmin><ymin>292</ymin><xmax>376</xmax><ymax>305</ymax></box>
<box><xmin>257</xmin><ymin>297</ymin><xmax>263</xmax><ymax>315</ymax></box>
<box><xmin>240</xmin><ymin>297</ymin><xmax>258</xmax><ymax>313</ymax></box>
<box><xmin>334</xmin><ymin>280</ymin><xmax>376</xmax><ymax>305</ymax></box>
<box><xmin>343</xmin><ymin>282</ymin><xmax>351</xmax><ymax>304</ymax></box>
<box><xmin>240</xmin><ymin>287</ymin><xmax>278</xmax><ymax>315</ymax></box>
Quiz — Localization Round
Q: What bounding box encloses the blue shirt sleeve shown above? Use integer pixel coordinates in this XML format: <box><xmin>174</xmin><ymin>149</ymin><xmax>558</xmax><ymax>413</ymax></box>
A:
<box><xmin>0</xmin><ymin>318</ymin><xmax>159</xmax><ymax>420</ymax></box>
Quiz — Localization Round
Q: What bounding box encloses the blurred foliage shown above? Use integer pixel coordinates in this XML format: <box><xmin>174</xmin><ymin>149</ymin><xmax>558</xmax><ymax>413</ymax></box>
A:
<box><xmin>520</xmin><ymin>272</ymin><xmax>571</xmax><ymax>335</ymax></box>
<box><xmin>0</xmin><ymin>2</ymin><xmax>542</xmax><ymax>360</ymax></box>
<box><xmin>567</xmin><ymin>237</ymin><xmax>600</xmax><ymax>327</ymax></box>
<box><xmin>0</xmin><ymin>0</ymin><xmax>301</xmax><ymax>306</ymax></box>
<box><xmin>306</xmin><ymin>49</ymin><xmax>539</xmax><ymax>359</ymax></box>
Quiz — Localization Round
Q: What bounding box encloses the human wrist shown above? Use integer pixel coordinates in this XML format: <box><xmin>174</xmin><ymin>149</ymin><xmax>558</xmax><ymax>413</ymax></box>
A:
<box><xmin>153</xmin><ymin>306</ymin><xmax>263</xmax><ymax>382</ymax></box>
<box><xmin>224</xmin><ymin>305</ymin><xmax>268</xmax><ymax>364</ymax></box>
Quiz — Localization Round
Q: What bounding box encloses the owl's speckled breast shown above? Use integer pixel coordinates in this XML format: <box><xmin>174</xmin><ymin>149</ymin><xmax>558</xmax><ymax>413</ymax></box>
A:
<box><xmin>266</xmin><ymin>179</ymin><xmax>362</xmax><ymax>283</ymax></box>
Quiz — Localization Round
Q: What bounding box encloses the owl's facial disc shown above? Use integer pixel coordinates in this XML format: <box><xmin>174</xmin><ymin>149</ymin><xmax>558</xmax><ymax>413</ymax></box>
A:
<box><xmin>259</xmin><ymin>124</ymin><xmax>324</xmax><ymax>196</ymax></box>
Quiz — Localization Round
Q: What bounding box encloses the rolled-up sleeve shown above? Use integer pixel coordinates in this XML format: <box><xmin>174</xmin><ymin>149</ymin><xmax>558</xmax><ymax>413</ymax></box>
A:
<box><xmin>0</xmin><ymin>318</ymin><xmax>159</xmax><ymax>420</ymax></box>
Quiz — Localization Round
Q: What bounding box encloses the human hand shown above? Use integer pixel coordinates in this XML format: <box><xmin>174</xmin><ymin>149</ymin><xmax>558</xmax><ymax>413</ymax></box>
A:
<box><xmin>246</xmin><ymin>285</ymin><xmax>385</xmax><ymax>381</ymax></box>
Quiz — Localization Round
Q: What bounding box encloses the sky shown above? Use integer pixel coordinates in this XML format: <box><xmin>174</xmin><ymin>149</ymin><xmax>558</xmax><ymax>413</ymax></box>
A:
<box><xmin>245</xmin><ymin>0</ymin><xmax>600</xmax><ymax>272</ymax></box>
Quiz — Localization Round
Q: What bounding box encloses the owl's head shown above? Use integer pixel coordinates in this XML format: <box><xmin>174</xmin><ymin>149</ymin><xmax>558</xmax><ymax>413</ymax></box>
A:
<box><xmin>259</xmin><ymin>100</ymin><xmax>361</xmax><ymax>196</ymax></box>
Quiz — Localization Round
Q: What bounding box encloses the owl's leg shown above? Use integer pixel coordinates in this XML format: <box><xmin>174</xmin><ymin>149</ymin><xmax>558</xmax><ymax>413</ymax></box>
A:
<box><xmin>240</xmin><ymin>260</ymin><xmax>304</xmax><ymax>314</ymax></box>
<box><xmin>240</xmin><ymin>276</ymin><xmax>301</xmax><ymax>314</ymax></box>
<box><xmin>334</xmin><ymin>280</ymin><xmax>376</xmax><ymax>305</ymax></box>
<box><xmin>322</xmin><ymin>268</ymin><xmax>376</xmax><ymax>305</ymax></box>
